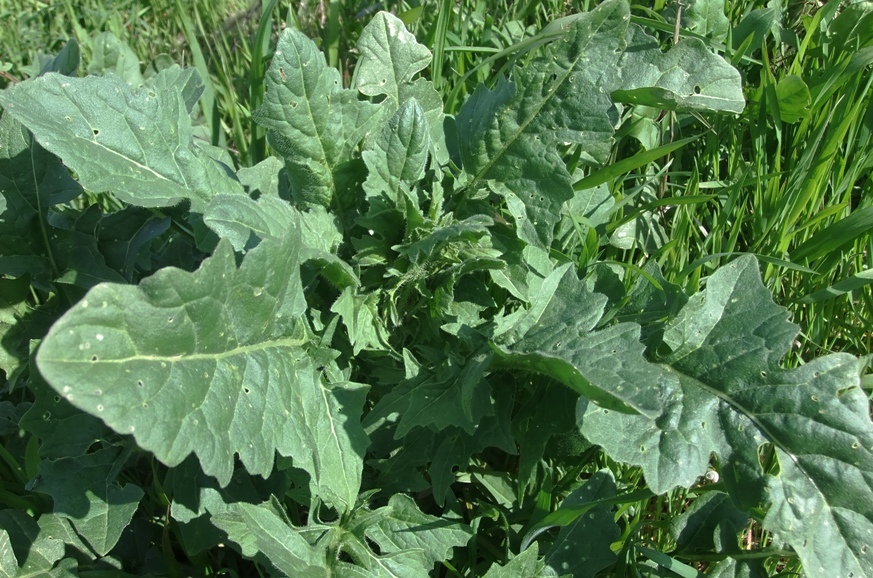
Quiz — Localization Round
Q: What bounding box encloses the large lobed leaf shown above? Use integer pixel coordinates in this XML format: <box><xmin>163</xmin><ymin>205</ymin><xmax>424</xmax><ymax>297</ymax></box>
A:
<box><xmin>578</xmin><ymin>255</ymin><xmax>873</xmax><ymax>578</ymax></box>
<box><xmin>36</xmin><ymin>445</ymin><xmax>143</xmax><ymax>556</ymax></box>
<box><xmin>212</xmin><ymin>494</ymin><xmax>471</xmax><ymax>577</ymax></box>
<box><xmin>493</xmin><ymin>263</ymin><xmax>669</xmax><ymax>419</ymax></box>
<box><xmin>36</xmin><ymin>222</ymin><xmax>369</xmax><ymax>512</ymax></box>
<box><xmin>0</xmin><ymin>69</ymin><xmax>242</xmax><ymax>210</ymax></box>
<box><xmin>456</xmin><ymin>0</ymin><xmax>743</xmax><ymax>248</ymax></box>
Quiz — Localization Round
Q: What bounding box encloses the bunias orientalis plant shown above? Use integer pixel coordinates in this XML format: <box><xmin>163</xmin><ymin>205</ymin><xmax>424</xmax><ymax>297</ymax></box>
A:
<box><xmin>0</xmin><ymin>0</ymin><xmax>870</xmax><ymax>576</ymax></box>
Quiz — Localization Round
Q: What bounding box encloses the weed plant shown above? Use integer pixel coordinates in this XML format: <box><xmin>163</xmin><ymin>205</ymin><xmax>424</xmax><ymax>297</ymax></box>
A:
<box><xmin>0</xmin><ymin>1</ymin><xmax>871</xmax><ymax>577</ymax></box>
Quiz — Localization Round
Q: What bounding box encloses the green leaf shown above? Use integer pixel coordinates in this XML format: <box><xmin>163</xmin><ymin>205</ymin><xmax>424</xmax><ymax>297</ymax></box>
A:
<box><xmin>0</xmin><ymin>111</ymin><xmax>82</xmax><ymax>277</ymax></box>
<box><xmin>512</xmin><ymin>381</ymin><xmax>579</xmax><ymax>492</ymax></box>
<box><xmin>616</xmin><ymin>260</ymin><xmax>688</xmax><ymax>325</ymax></box>
<box><xmin>457</xmin><ymin>0</ymin><xmax>743</xmax><ymax>248</ymax></box>
<box><xmin>828</xmin><ymin>1</ymin><xmax>873</xmax><ymax>53</ymax></box>
<box><xmin>0</xmin><ymin>530</ymin><xmax>15</xmax><ymax>578</ymax></box>
<box><xmin>493</xmin><ymin>265</ymin><xmax>669</xmax><ymax>418</ymax></box>
<box><xmin>96</xmin><ymin>206</ymin><xmax>171</xmax><ymax>281</ymax></box>
<box><xmin>19</xmin><ymin>369</ymin><xmax>112</xmax><ymax>459</ymax></box>
<box><xmin>799</xmin><ymin>267</ymin><xmax>873</xmax><ymax>304</ymax></box>
<box><xmin>169</xmin><ymin>457</ymin><xmax>293</xmax><ymax>555</ymax></box>
<box><xmin>212</xmin><ymin>501</ymin><xmax>331</xmax><ymax>577</ymax></box>
<box><xmin>87</xmin><ymin>31</ymin><xmax>144</xmax><ymax>87</ymax></box>
<box><xmin>0</xmin><ymin>510</ymin><xmax>66</xmax><ymax>577</ymax></box>
<box><xmin>37</xmin><ymin>38</ymin><xmax>80</xmax><ymax>77</ymax></box>
<box><xmin>611</xmin><ymin>26</ymin><xmax>745</xmax><ymax>114</ymax></box>
<box><xmin>578</xmin><ymin>256</ymin><xmax>873</xmax><ymax>578</ymax></box>
<box><xmin>774</xmin><ymin>75</ymin><xmax>811</xmax><ymax>123</ymax></box>
<box><xmin>37</xmin><ymin>445</ymin><xmax>143</xmax><ymax>555</ymax></box>
<box><xmin>331</xmin><ymin>287</ymin><xmax>390</xmax><ymax>354</ymax></box>
<box><xmin>36</xmin><ymin>224</ymin><xmax>365</xmax><ymax>511</ymax></box>
<box><xmin>356</xmin><ymin>11</ymin><xmax>447</xmax><ymax>165</ymax></box>
<box><xmin>0</xmin><ymin>276</ymin><xmax>36</xmax><ymax>380</ymax></box>
<box><xmin>707</xmin><ymin>557</ymin><xmax>768</xmax><ymax>578</ymax></box>
<box><xmin>731</xmin><ymin>2</ymin><xmax>782</xmax><ymax>52</ymax></box>
<box><xmin>203</xmin><ymin>193</ymin><xmax>358</xmax><ymax>289</ymax></box>
<box><xmin>355</xmin><ymin>12</ymin><xmax>431</xmax><ymax>105</ymax></box>
<box><xmin>636</xmin><ymin>545</ymin><xmax>705</xmax><ymax>578</ymax></box>
<box><xmin>669</xmin><ymin>491</ymin><xmax>748</xmax><ymax>556</ymax></box>
<box><xmin>456</xmin><ymin>0</ymin><xmax>624</xmax><ymax>247</ymax></box>
<box><xmin>543</xmin><ymin>470</ymin><xmax>620</xmax><ymax>577</ymax></box>
<box><xmin>362</xmin><ymin>99</ymin><xmax>430</xmax><ymax>225</ymax></box>
<box><xmin>365</xmin><ymin>494</ymin><xmax>472</xmax><ymax>569</ymax></box>
<box><xmin>204</xmin><ymin>193</ymin><xmax>299</xmax><ymax>251</ymax></box>
<box><xmin>236</xmin><ymin>156</ymin><xmax>288</xmax><ymax>199</ymax></box>
<box><xmin>46</xmin><ymin>206</ymin><xmax>129</xmax><ymax>289</ymax></box>
<box><xmin>365</xmin><ymin>344</ymin><xmax>496</xmax><ymax>442</ymax></box>
<box><xmin>0</xmin><ymin>70</ymin><xmax>241</xmax><ymax>210</ymax></box>
<box><xmin>427</xmin><ymin>397</ymin><xmax>516</xmax><ymax>506</ymax></box>
<box><xmin>669</xmin><ymin>0</ymin><xmax>730</xmax><ymax>42</ymax></box>
<box><xmin>571</xmin><ymin>135</ymin><xmax>699</xmax><ymax>191</ymax></box>
<box><xmin>254</xmin><ymin>28</ymin><xmax>384</xmax><ymax>207</ymax></box>
<box><xmin>148</xmin><ymin>64</ymin><xmax>206</xmax><ymax>115</ymax></box>
<box><xmin>482</xmin><ymin>543</ymin><xmax>554</xmax><ymax>578</ymax></box>
<box><xmin>395</xmin><ymin>215</ymin><xmax>492</xmax><ymax>263</ymax></box>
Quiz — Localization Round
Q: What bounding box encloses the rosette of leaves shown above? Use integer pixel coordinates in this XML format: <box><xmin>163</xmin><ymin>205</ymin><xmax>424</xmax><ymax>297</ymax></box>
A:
<box><xmin>0</xmin><ymin>1</ymin><xmax>869</xmax><ymax>577</ymax></box>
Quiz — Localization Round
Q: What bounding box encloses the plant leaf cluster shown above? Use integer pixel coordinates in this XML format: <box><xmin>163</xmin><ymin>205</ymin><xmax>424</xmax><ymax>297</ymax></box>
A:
<box><xmin>0</xmin><ymin>1</ymin><xmax>870</xmax><ymax>577</ymax></box>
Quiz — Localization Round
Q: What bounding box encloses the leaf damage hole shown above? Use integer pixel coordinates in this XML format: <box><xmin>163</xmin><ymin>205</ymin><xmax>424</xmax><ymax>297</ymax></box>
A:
<box><xmin>53</xmin><ymin>396</ymin><xmax>60</xmax><ymax>403</ymax></box>
<box><xmin>693</xmin><ymin>85</ymin><xmax>702</xmax><ymax>94</ymax></box>
<box><xmin>91</xmin><ymin>355</ymin><xmax>98</xmax><ymax>362</ymax></box>
<box><xmin>92</xmin><ymin>128</ymin><xmax>100</xmax><ymax>136</ymax></box>
<box><xmin>42</xmin><ymin>411</ymin><xmax>51</xmax><ymax>420</ymax></box>
<box><xmin>244</xmin><ymin>387</ymin><xmax>251</xmax><ymax>395</ymax></box>
<box><xmin>137</xmin><ymin>380</ymin><xmax>144</xmax><ymax>387</ymax></box>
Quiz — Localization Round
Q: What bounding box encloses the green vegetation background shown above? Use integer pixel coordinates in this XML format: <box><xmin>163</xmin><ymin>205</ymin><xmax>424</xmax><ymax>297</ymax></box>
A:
<box><xmin>0</xmin><ymin>1</ymin><xmax>871</xmax><ymax>576</ymax></box>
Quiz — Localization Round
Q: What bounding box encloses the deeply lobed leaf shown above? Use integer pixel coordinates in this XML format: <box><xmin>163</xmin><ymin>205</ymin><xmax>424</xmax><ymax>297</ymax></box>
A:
<box><xmin>579</xmin><ymin>256</ymin><xmax>873</xmax><ymax>578</ymax></box>
<box><xmin>36</xmin><ymin>223</ymin><xmax>369</xmax><ymax>512</ymax></box>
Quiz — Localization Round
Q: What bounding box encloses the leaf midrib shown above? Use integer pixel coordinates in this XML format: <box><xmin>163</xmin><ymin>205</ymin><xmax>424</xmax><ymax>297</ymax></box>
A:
<box><xmin>40</xmin><ymin>334</ymin><xmax>307</xmax><ymax>365</ymax></box>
